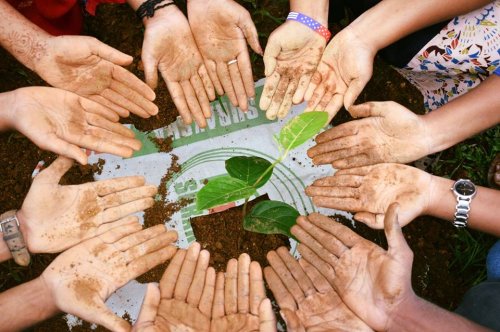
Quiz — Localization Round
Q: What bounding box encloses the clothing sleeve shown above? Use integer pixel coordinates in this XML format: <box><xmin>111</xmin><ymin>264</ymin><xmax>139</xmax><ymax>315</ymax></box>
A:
<box><xmin>494</xmin><ymin>67</ymin><xmax>500</xmax><ymax>76</ymax></box>
<box><xmin>84</xmin><ymin>0</ymin><xmax>127</xmax><ymax>16</ymax></box>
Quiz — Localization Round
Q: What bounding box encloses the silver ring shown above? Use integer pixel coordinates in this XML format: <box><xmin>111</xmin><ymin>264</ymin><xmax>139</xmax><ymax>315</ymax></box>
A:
<box><xmin>227</xmin><ymin>59</ymin><xmax>238</xmax><ymax>65</ymax></box>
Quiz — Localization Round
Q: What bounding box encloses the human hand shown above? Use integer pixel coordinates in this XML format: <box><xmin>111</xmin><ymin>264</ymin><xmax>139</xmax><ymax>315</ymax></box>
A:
<box><xmin>35</xmin><ymin>35</ymin><xmax>158</xmax><ymax>119</ymax></box>
<box><xmin>307</xmin><ymin>102</ymin><xmax>431</xmax><ymax>168</ymax></box>
<box><xmin>306</xmin><ymin>163</ymin><xmax>433</xmax><ymax>228</ymax></box>
<box><xmin>41</xmin><ymin>218</ymin><xmax>178</xmax><ymax>331</ymax></box>
<box><xmin>304</xmin><ymin>26</ymin><xmax>377</xmax><ymax>120</ymax></box>
<box><xmin>17</xmin><ymin>156</ymin><xmax>157</xmax><ymax>254</ymax></box>
<box><xmin>7</xmin><ymin>86</ymin><xmax>141</xmax><ymax>164</ymax></box>
<box><xmin>141</xmin><ymin>6</ymin><xmax>215</xmax><ymax>128</ymax></box>
<box><xmin>211</xmin><ymin>253</ymin><xmax>276</xmax><ymax>331</ymax></box>
<box><xmin>188</xmin><ymin>0</ymin><xmax>262</xmax><ymax>112</ymax></box>
<box><xmin>292</xmin><ymin>204</ymin><xmax>415</xmax><ymax>331</ymax></box>
<box><xmin>259</xmin><ymin>21</ymin><xmax>326</xmax><ymax>120</ymax></box>
<box><xmin>264</xmin><ymin>247</ymin><xmax>372</xmax><ymax>331</ymax></box>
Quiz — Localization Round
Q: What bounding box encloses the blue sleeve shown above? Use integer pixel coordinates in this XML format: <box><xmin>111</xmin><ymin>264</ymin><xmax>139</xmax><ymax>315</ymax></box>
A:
<box><xmin>495</xmin><ymin>67</ymin><xmax>500</xmax><ymax>76</ymax></box>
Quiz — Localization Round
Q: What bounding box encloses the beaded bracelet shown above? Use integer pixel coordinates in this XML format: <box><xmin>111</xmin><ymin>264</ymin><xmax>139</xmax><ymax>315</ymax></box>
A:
<box><xmin>287</xmin><ymin>12</ymin><xmax>331</xmax><ymax>42</ymax></box>
<box><xmin>136</xmin><ymin>0</ymin><xmax>175</xmax><ymax>20</ymax></box>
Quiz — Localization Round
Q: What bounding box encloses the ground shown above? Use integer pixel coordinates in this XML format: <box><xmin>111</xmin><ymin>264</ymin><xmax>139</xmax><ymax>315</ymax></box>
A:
<box><xmin>0</xmin><ymin>1</ymin><xmax>498</xmax><ymax>331</ymax></box>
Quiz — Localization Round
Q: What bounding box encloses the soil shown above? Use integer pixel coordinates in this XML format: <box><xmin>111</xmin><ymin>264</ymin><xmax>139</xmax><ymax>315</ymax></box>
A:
<box><xmin>0</xmin><ymin>1</ymin><xmax>491</xmax><ymax>331</ymax></box>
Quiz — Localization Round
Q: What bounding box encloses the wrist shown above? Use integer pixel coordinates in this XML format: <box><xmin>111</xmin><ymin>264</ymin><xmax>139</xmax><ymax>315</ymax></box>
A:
<box><xmin>425</xmin><ymin>175</ymin><xmax>455</xmax><ymax>221</ymax></box>
<box><xmin>138</xmin><ymin>0</ymin><xmax>178</xmax><ymax>26</ymax></box>
<box><xmin>386</xmin><ymin>293</ymin><xmax>426</xmax><ymax>332</ymax></box>
<box><xmin>31</xmin><ymin>277</ymin><xmax>59</xmax><ymax>318</ymax></box>
<box><xmin>0</xmin><ymin>90</ymin><xmax>18</xmax><ymax>130</ymax></box>
<box><xmin>289</xmin><ymin>0</ymin><xmax>329</xmax><ymax>26</ymax></box>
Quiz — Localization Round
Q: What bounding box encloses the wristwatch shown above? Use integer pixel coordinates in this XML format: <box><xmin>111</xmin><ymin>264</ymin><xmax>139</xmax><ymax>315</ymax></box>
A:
<box><xmin>451</xmin><ymin>179</ymin><xmax>477</xmax><ymax>228</ymax></box>
<box><xmin>0</xmin><ymin>210</ymin><xmax>30</xmax><ymax>266</ymax></box>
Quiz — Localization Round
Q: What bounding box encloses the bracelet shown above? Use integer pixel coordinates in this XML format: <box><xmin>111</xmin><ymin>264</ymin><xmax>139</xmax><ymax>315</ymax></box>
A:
<box><xmin>136</xmin><ymin>0</ymin><xmax>175</xmax><ymax>20</ymax></box>
<box><xmin>0</xmin><ymin>210</ymin><xmax>30</xmax><ymax>266</ymax></box>
<box><xmin>287</xmin><ymin>12</ymin><xmax>331</xmax><ymax>42</ymax></box>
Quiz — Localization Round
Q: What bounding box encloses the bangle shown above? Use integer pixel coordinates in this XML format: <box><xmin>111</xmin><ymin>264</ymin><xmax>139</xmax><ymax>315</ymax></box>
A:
<box><xmin>287</xmin><ymin>12</ymin><xmax>331</xmax><ymax>42</ymax></box>
<box><xmin>136</xmin><ymin>0</ymin><xmax>175</xmax><ymax>20</ymax></box>
<box><xmin>0</xmin><ymin>210</ymin><xmax>30</xmax><ymax>266</ymax></box>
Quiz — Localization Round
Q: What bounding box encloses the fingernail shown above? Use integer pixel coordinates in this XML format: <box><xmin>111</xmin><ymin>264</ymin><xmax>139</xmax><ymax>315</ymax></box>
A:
<box><xmin>248</xmin><ymin>97</ymin><xmax>255</xmax><ymax>105</ymax></box>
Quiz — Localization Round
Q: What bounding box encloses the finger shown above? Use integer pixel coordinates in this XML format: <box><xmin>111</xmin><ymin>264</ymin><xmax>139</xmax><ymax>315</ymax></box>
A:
<box><xmin>174</xmin><ymin>242</ymin><xmax>201</xmax><ymax>301</ymax></box>
<box><xmin>259</xmin><ymin>71</ymin><xmax>280</xmax><ymax>112</ymax></box>
<box><xmin>277</xmin><ymin>79</ymin><xmax>298</xmax><ymax>119</ymax></box>
<box><xmin>90</xmin><ymin>302</ymin><xmax>131</xmax><ymax>332</ymax></box>
<box><xmin>331</xmin><ymin>154</ymin><xmax>372</xmax><ymax>169</ymax></box>
<box><xmin>114</xmin><ymin>224</ymin><xmax>166</xmax><ymax>251</ymax></box>
<box><xmin>237</xmin><ymin>253</ymin><xmax>251</xmax><ymax>313</ymax></box>
<box><xmin>94</xmin><ymin>176</ymin><xmax>146</xmax><ymax>196</ymax></box>
<box><xmin>324</xmin><ymin>93</ymin><xmax>344</xmax><ymax>122</ymax></box>
<box><xmin>224</xmin><ymin>258</ymin><xmax>238</xmax><ymax>315</ymax></box>
<box><xmin>205</xmin><ymin>60</ymin><xmax>224</xmax><ymax>96</ymax></box>
<box><xmin>84</xmin><ymin>113</ymin><xmax>136</xmax><ymax>138</ymax></box>
<box><xmin>128</xmin><ymin>245</ymin><xmax>178</xmax><ymax>279</ymax></box>
<box><xmin>304</xmin><ymin>70</ymin><xmax>322</xmax><ymax>102</ymax></box>
<box><xmin>165</xmin><ymin>80</ymin><xmax>192</xmax><ymax>125</ymax></box>
<box><xmin>35</xmin><ymin>156</ymin><xmax>74</xmax><ymax>183</ymax></box>
<box><xmin>181</xmin><ymin>80</ymin><xmax>207</xmax><ymax>128</ymax></box>
<box><xmin>259</xmin><ymin>299</ymin><xmax>277</xmax><ymax>332</ymax></box>
<box><xmin>136</xmin><ymin>283</ymin><xmax>161</xmax><ymax>327</ymax></box>
<box><xmin>191</xmin><ymin>73</ymin><xmax>212</xmax><ymax>118</ymax></box>
<box><xmin>212</xmin><ymin>272</ymin><xmax>225</xmax><ymax>318</ymax></box>
<box><xmin>199</xmin><ymin>267</ymin><xmax>216</xmax><ymax>318</ymax></box>
<box><xmin>306</xmin><ymin>81</ymin><xmax>327</xmax><ymax>111</ymax></box>
<box><xmin>88</xmin><ymin>95</ymin><xmax>130</xmax><ymax>119</ymax></box>
<box><xmin>142</xmin><ymin>55</ymin><xmax>159</xmax><ymax>89</ymax></box>
<box><xmin>187</xmin><ymin>249</ymin><xmax>210</xmax><ymax>306</ymax></box>
<box><xmin>101</xmin><ymin>88</ymin><xmax>150</xmax><ymax>118</ymax></box>
<box><xmin>263</xmin><ymin>266</ymin><xmax>297</xmax><ymax>311</ymax></box>
<box><xmin>79</xmin><ymin>96</ymin><xmax>120</xmax><ymax>122</ymax></box>
<box><xmin>305</xmin><ymin>186</ymin><xmax>359</xmax><ymax>198</ymax></box>
<box><xmin>291</xmin><ymin>224</ymin><xmax>340</xmax><ymax>266</ymax></box>
<box><xmin>344</xmin><ymin>77</ymin><xmax>368</xmax><ymax>110</ymax></box>
<box><xmin>125</xmin><ymin>230</ymin><xmax>177</xmax><ymax>262</ymax></box>
<box><xmin>238</xmin><ymin>50</ymin><xmax>256</xmax><ymax>100</ymax></box>
<box><xmin>95</xmin><ymin>215</ymin><xmax>143</xmax><ymax>236</ymax></box>
<box><xmin>160</xmin><ymin>250</ymin><xmax>187</xmax><ymax>299</ymax></box>
<box><xmin>385</xmin><ymin>204</ymin><xmax>407</xmax><ymax>250</ymax></box>
<box><xmin>249</xmin><ymin>261</ymin><xmax>266</xmax><ymax>316</ymax></box>
<box><xmin>312</xmin><ymin>175</ymin><xmax>363</xmax><ymax>188</ymax></box>
<box><xmin>354</xmin><ymin>212</ymin><xmax>383</xmax><ymax>229</ymax></box>
<box><xmin>292</xmin><ymin>73</ymin><xmax>313</xmax><ymax>104</ymax></box>
<box><xmin>96</xmin><ymin>216</ymin><xmax>141</xmax><ymax>244</ymax></box>
<box><xmin>239</xmin><ymin>12</ymin><xmax>263</xmax><ymax>55</ymax></box>
<box><xmin>263</xmin><ymin>36</ymin><xmax>280</xmax><ymax>76</ymax></box>
<box><xmin>309</xmin><ymin>195</ymin><xmax>363</xmax><ymax>212</ymax></box>
<box><xmin>266</xmin><ymin>76</ymin><xmax>289</xmax><ymax>120</ymax></box>
<box><xmin>199</xmin><ymin>64</ymin><xmax>216</xmax><ymax>101</ymax></box>
<box><xmin>276</xmin><ymin>247</ymin><xmax>315</xmax><ymax>297</ymax></box>
<box><xmin>298</xmin><ymin>259</ymin><xmax>332</xmax><ymax>293</ymax></box>
<box><xmin>280</xmin><ymin>309</ymin><xmax>304</xmax><ymax>332</ymax></box>
<box><xmin>109</xmin><ymin>80</ymin><xmax>158</xmax><ymax>117</ymax></box>
<box><xmin>113</xmin><ymin>65</ymin><xmax>156</xmax><ymax>101</ymax></box>
<box><xmin>73</xmin><ymin>134</ymin><xmax>134</xmax><ymax>158</ymax></box>
<box><xmin>314</xmin><ymin>123</ymin><xmax>358</xmax><ymax>144</ymax></box>
<box><xmin>266</xmin><ymin>250</ymin><xmax>304</xmax><ymax>303</ymax></box>
<box><xmin>37</xmin><ymin>133</ymin><xmax>87</xmax><ymax>165</ymax></box>
<box><xmin>217</xmin><ymin>63</ymin><xmax>238</xmax><ymax>107</ymax></box>
<box><xmin>100</xmin><ymin>185</ymin><xmax>157</xmax><ymax>209</ymax></box>
<box><xmin>308</xmin><ymin>213</ymin><xmax>361</xmax><ymax>248</ymax></box>
<box><xmin>90</xmin><ymin>38</ymin><xmax>133</xmax><ymax>66</ymax></box>
<box><xmin>295</xmin><ymin>216</ymin><xmax>348</xmax><ymax>257</ymax></box>
<box><xmin>335</xmin><ymin>166</ymin><xmax>373</xmax><ymax>176</ymax></box>
<box><xmin>348</xmin><ymin>102</ymin><xmax>384</xmax><ymax>118</ymax></box>
<box><xmin>297</xmin><ymin>244</ymin><xmax>335</xmax><ymax>284</ymax></box>
<box><xmin>100</xmin><ymin>197</ymin><xmax>154</xmax><ymax>223</ymax></box>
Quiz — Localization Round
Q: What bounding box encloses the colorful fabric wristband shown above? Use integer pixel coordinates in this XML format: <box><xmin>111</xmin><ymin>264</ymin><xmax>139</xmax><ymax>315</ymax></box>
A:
<box><xmin>287</xmin><ymin>12</ymin><xmax>331</xmax><ymax>42</ymax></box>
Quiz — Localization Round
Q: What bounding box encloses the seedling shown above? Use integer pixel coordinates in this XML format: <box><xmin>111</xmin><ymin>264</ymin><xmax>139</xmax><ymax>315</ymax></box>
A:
<box><xmin>196</xmin><ymin>111</ymin><xmax>328</xmax><ymax>238</ymax></box>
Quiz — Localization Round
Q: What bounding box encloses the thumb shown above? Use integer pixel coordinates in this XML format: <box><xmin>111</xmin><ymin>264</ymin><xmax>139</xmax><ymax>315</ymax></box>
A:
<box><xmin>384</xmin><ymin>203</ymin><xmax>411</xmax><ymax>254</ymax></box>
<box><xmin>343</xmin><ymin>77</ymin><xmax>368</xmax><ymax>110</ymax></box>
<box><xmin>134</xmin><ymin>283</ymin><xmax>160</xmax><ymax>330</ymax></box>
<box><xmin>263</xmin><ymin>35</ymin><xmax>281</xmax><ymax>77</ymax></box>
<box><xmin>35</xmin><ymin>156</ymin><xmax>74</xmax><ymax>184</ymax></box>
<box><xmin>239</xmin><ymin>12</ymin><xmax>263</xmax><ymax>55</ymax></box>
<box><xmin>92</xmin><ymin>302</ymin><xmax>131</xmax><ymax>332</ymax></box>
<box><xmin>348</xmin><ymin>102</ymin><xmax>385</xmax><ymax>119</ymax></box>
<box><xmin>259</xmin><ymin>298</ymin><xmax>277</xmax><ymax>332</ymax></box>
<box><xmin>142</xmin><ymin>55</ymin><xmax>159</xmax><ymax>90</ymax></box>
<box><xmin>354</xmin><ymin>212</ymin><xmax>384</xmax><ymax>229</ymax></box>
<box><xmin>280</xmin><ymin>309</ymin><xmax>305</xmax><ymax>332</ymax></box>
<box><xmin>88</xmin><ymin>37</ymin><xmax>133</xmax><ymax>66</ymax></box>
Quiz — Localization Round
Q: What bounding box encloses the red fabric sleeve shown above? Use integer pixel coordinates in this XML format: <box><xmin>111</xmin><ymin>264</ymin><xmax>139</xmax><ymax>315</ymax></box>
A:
<box><xmin>85</xmin><ymin>0</ymin><xmax>126</xmax><ymax>16</ymax></box>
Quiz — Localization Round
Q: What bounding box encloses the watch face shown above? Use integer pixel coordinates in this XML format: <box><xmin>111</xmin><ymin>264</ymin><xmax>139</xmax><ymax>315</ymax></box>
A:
<box><xmin>455</xmin><ymin>180</ymin><xmax>475</xmax><ymax>196</ymax></box>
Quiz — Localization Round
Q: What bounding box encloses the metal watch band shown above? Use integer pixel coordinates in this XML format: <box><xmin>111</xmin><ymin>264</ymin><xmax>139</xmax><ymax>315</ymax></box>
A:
<box><xmin>0</xmin><ymin>210</ymin><xmax>30</xmax><ymax>266</ymax></box>
<box><xmin>453</xmin><ymin>197</ymin><xmax>471</xmax><ymax>228</ymax></box>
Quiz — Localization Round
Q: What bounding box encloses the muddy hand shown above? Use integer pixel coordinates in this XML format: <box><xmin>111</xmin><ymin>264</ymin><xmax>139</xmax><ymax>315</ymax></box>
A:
<box><xmin>34</xmin><ymin>35</ymin><xmax>157</xmax><ymax>119</ymax></box>
<box><xmin>264</xmin><ymin>247</ymin><xmax>371</xmax><ymax>331</ymax></box>
<box><xmin>260</xmin><ymin>21</ymin><xmax>325</xmax><ymax>120</ymax></box>
<box><xmin>306</xmin><ymin>163</ymin><xmax>432</xmax><ymax>228</ymax></box>
<box><xmin>141</xmin><ymin>5</ymin><xmax>215</xmax><ymax>128</ymax></box>
<box><xmin>304</xmin><ymin>26</ymin><xmax>376</xmax><ymax>121</ymax></box>
<box><xmin>211</xmin><ymin>254</ymin><xmax>276</xmax><ymax>332</ymax></box>
<box><xmin>292</xmin><ymin>204</ymin><xmax>414</xmax><ymax>331</ymax></box>
<box><xmin>41</xmin><ymin>219</ymin><xmax>177</xmax><ymax>332</ymax></box>
<box><xmin>17</xmin><ymin>156</ymin><xmax>157</xmax><ymax>253</ymax></box>
<box><xmin>188</xmin><ymin>0</ymin><xmax>262</xmax><ymax>112</ymax></box>
<box><xmin>7</xmin><ymin>87</ymin><xmax>141</xmax><ymax>164</ymax></box>
<box><xmin>307</xmin><ymin>101</ymin><xmax>431</xmax><ymax>168</ymax></box>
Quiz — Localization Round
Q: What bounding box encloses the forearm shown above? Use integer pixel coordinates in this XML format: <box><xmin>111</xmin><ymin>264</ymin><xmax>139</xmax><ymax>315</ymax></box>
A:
<box><xmin>0</xmin><ymin>0</ymin><xmax>51</xmax><ymax>71</ymax></box>
<box><xmin>424</xmin><ymin>75</ymin><xmax>500</xmax><ymax>154</ymax></box>
<box><xmin>349</xmin><ymin>0</ymin><xmax>493</xmax><ymax>51</ymax></box>
<box><xmin>388</xmin><ymin>295</ymin><xmax>493</xmax><ymax>332</ymax></box>
<box><xmin>427</xmin><ymin>176</ymin><xmax>500</xmax><ymax>236</ymax></box>
<box><xmin>0</xmin><ymin>277</ymin><xmax>59</xmax><ymax>331</ymax></box>
<box><xmin>289</xmin><ymin>0</ymin><xmax>329</xmax><ymax>25</ymax></box>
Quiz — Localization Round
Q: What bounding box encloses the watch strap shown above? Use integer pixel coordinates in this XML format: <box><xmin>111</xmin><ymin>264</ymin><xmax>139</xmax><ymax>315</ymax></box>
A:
<box><xmin>0</xmin><ymin>210</ymin><xmax>30</xmax><ymax>266</ymax></box>
<box><xmin>453</xmin><ymin>196</ymin><xmax>471</xmax><ymax>228</ymax></box>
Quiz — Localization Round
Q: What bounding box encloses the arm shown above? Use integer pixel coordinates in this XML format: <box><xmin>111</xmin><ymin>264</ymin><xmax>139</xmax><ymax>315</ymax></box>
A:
<box><xmin>0</xmin><ymin>90</ymin><xmax>15</xmax><ymax>131</ymax></box>
<box><xmin>349</xmin><ymin>0</ymin><xmax>493</xmax><ymax>51</ymax></box>
<box><xmin>0</xmin><ymin>277</ymin><xmax>58</xmax><ymax>331</ymax></box>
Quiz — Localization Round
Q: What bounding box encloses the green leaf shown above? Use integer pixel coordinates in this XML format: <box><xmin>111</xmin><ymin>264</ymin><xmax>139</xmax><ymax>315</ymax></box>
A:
<box><xmin>225</xmin><ymin>156</ymin><xmax>273</xmax><ymax>188</ymax></box>
<box><xmin>278</xmin><ymin>111</ymin><xmax>328</xmax><ymax>151</ymax></box>
<box><xmin>196</xmin><ymin>176</ymin><xmax>257</xmax><ymax>210</ymax></box>
<box><xmin>244</xmin><ymin>200</ymin><xmax>300</xmax><ymax>238</ymax></box>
